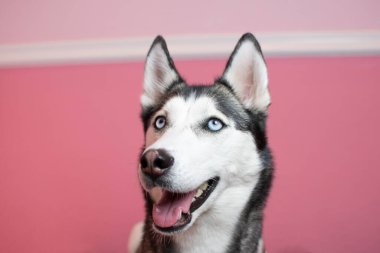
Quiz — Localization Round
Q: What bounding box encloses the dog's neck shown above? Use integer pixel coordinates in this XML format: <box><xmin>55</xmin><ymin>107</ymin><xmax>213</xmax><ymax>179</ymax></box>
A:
<box><xmin>171</xmin><ymin>181</ymin><xmax>259</xmax><ymax>253</ymax></box>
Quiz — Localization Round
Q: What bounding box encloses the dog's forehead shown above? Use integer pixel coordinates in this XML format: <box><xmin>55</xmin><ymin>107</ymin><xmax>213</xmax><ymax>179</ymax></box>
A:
<box><xmin>157</xmin><ymin>85</ymin><xmax>251</xmax><ymax>130</ymax></box>
<box><xmin>163</xmin><ymin>94</ymin><xmax>221</xmax><ymax>120</ymax></box>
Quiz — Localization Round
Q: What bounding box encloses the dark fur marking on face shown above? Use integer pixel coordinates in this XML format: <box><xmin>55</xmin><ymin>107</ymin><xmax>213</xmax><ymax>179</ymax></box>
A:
<box><xmin>168</xmin><ymin>84</ymin><xmax>250</xmax><ymax>129</ymax></box>
<box><xmin>141</xmin><ymin>83</ymin><xmax>268</xmax><ymax>151</ymax></box>
<box><xmin>246</xmin><ymin>110</ymin><xmax>268</xmax><ymax>151</ymax></box>
<box><xmin>179</xmin><ymin>84</ymin><xmax>268</xmax><ymax>151</ymax></box>
<box><xmin>140</xmin><ymin>81</ymin><xmax>186</xmax><ymax>132</ymax></box>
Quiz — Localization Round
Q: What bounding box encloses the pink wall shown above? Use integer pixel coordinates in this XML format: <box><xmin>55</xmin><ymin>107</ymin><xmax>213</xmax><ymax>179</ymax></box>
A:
<box><xmin>1</xmin><ymin>56</ymin><xmax>380</xmax><ymax>253</ymax></box>
<box><xmin>1</xmin><ymin>0</ymin><xmax>380</xmax><ymax>44</ymax></box>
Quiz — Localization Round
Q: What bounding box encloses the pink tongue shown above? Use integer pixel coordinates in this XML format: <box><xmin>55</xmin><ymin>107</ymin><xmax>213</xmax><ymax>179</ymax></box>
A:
<box><xmin>152</xmin><ymin>190</ymin><xmax>196</xmax><ymax>228</ymax></box>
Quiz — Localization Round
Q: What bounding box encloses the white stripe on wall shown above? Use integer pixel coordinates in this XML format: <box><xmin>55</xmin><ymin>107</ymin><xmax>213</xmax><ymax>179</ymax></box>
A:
<box><xmin>0</xmin><ymin>30</ymin><xmax>379</xmax><ymax>67</ymax></box>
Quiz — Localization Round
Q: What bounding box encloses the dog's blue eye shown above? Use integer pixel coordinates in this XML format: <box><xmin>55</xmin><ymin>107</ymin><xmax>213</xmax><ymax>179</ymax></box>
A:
<box><xmin>154</xmin><ymin>116</ymin><xmax>166</xmax><ymax>130</ymax></box>
<box><xmin>207</xmin><ymin>118</ymin><xmax>224</xmax><ymax>132</ymax></box>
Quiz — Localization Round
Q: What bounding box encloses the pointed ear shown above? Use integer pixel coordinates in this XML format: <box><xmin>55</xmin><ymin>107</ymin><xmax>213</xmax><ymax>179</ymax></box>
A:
<box><xmin>141</xmin><ymin>36</ymin><xmax>182</xmax><ymax>110</ymax></box>
<box><xmin>221</xmin><ymin>33</ymin><xmax>270</xmax><ymax>113</ymax></box>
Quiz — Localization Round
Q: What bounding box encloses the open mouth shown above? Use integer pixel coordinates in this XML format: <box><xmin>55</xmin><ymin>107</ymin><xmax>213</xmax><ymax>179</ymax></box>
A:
<box><xmin>152</xmin><ymin>177</ymin><xmax>220</xmax><ymax>234</ymax></box>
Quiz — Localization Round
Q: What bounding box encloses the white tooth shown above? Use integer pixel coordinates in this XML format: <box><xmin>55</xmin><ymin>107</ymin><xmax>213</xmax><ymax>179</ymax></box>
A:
<box><xmin>195</xmin><ymin>189</ymin><xmax>203</xmax><ymax>198</ymax></box>
<box><xmin>178</xmin><ymin>209</ymin><xmax>182</xmax><ymax>219</ymax></box>
<box><xmin>200</xmin><ymin>182</ymin><xmax>208</xmax><ymax>191</ymax></box>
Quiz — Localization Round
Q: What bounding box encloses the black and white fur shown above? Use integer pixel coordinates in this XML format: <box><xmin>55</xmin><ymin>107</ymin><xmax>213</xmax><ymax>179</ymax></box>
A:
<box><xmin>135</xmin><ymin>33</ymin><xmax>273</xmax><ymax>253</ymax></box>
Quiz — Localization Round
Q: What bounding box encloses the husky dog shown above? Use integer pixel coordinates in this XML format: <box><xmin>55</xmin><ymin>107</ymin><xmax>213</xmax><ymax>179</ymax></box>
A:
<box><xmin>135</xmin><ymin>33</ymin><xmax>273</xmax><ymax>253</ymax></box>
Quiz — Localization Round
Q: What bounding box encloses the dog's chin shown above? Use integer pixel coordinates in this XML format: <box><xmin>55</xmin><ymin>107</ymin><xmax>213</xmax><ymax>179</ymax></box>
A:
<box><xmin>146</xmin><ymin>177</ymin><xmax>220</xmax><ymax>236</ymax></box>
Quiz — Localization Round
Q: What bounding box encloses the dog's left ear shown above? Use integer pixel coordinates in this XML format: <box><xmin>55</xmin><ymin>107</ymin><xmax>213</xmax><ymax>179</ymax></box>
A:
<box><xmin>141</xmin><ymin>36</ymin><xmax>182</xmax><ymax>110</ymax></box>
<box><xmin>221</xmin><ymin>33</ymin><xmax>270</xmax><ymax>113</ymax></box>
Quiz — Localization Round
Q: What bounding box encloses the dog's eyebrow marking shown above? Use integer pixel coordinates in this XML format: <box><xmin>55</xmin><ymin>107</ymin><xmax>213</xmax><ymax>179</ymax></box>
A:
<box><xmin>174</xmin><ymin>85</ymin><xmax>251</xmax><ymax>130</ymax></box>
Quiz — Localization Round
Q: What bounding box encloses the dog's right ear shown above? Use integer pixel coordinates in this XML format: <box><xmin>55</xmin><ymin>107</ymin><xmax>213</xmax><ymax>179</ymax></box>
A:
<box><xmin>141</xmin><ymin>36</ymin><xmax>182</xmax><ymax>110</ymax></box>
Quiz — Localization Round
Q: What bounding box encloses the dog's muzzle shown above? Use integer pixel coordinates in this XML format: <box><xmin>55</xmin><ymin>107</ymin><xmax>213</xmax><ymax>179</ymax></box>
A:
<box><xmin>139</xmin><ymin>148</ymin><xmax>220</xmax><ymax>234</ymax></box>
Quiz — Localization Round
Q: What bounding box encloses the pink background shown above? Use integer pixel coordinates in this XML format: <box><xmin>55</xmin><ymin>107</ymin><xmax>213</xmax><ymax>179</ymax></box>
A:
<box><xmin>1</xmin><ymin>0</ymin><xmax>380</xmax><ymax>44</ymax></box>
<box><xmin>1</xmin><ymin>57</ymin><xmax>380</xmax><ymax>253</ymax></box>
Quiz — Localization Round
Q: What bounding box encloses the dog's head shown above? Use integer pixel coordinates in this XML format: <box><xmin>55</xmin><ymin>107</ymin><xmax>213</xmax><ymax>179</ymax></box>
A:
<box><xmin>138</xmin><ymin>33</ymin><xmax>270</xmax><ymax>235</ymax></box>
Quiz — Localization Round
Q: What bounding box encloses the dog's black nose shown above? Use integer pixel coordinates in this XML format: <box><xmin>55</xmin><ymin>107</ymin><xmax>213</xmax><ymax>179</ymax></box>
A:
<box><xmin>140</xmin><ymin>149</ymin><xmax>174</xmax><ymax>179</ymax></box>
